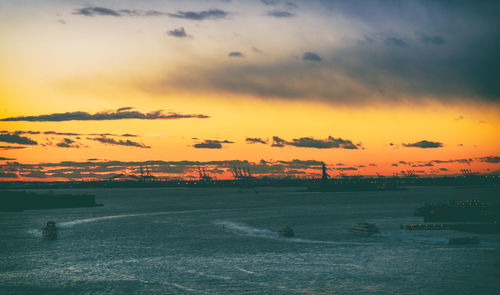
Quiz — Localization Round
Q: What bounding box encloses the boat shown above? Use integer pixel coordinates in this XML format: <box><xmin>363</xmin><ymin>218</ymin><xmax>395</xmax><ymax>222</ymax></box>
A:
<box><xmin>349</xmin><ymin>222</ymin><xmax>380</xmax><ymax>235</ymax></box>
<box><xmin>277</xmin><ymin>226</ymin><xmax>295</xmax><ymax>237</ymax></box>
<box><xmin>414</xmin><ymin>200</ymin><xmax>491</xmax><ymax>222</ymax></box>
<box><xmin>448</xmin><ymin>235</ymin><xmax>480</xmax><ymax>245</ymax></box>
<box><xmin>42</xmin><ymin>221</ymin><xmax>58</xmax><ymax>239</ymax></box>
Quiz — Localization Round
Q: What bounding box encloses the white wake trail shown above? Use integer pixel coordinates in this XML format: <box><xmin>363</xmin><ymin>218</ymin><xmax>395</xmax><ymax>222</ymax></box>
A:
<box><xmin>214</xmin><ymin>220</ymin><xmax>383</xmax><ymax>246</ymax></box>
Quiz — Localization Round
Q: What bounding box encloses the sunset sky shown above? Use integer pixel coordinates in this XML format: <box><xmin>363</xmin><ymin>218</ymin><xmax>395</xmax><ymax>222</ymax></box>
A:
<box><xmin>1</xmin><ymin>0</ymin><xmax>499</xmax><ymax>180</ymax></box>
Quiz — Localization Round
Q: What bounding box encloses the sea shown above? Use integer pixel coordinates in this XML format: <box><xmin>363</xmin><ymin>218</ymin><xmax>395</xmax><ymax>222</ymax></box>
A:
<box><xmin>1</xmin><ymin>186</ymin><xmax>499</xmax><ymax>294</ymax></box>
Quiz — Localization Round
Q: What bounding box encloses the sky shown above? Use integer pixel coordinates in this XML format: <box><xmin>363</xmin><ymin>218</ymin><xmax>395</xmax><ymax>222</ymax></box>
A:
<box><xmin>0</xmin><ymin>0</ymin><xmax>499</xmax><ymax>181</ymax></box>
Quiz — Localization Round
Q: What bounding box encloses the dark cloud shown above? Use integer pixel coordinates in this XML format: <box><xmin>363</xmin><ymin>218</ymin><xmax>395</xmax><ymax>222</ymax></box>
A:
<box><xmin>403</xmin><ymin>140</ymin><xmax>443</xmax><ymax>149</ymax></box>
<box><xmin>384</xmin><ymin>37</ymin><xmax>408</xmax><ymax>47</ymax></box>
<box><xmin>277</xmin><ymin>159</ymin><xmax>324</xmax><ymax>170</ymax></box>
<box><xmin>271</xmin><ymin>136</ymin><xmax>287</xmax><ymax>147</ymax></box>
<box><xmin>168</xmin><ymin>27</ymin><xmax>189</xmax><ymax>38</ymax></box>
<box><xmin>56</xmin><ymin>138</ymin><xmax>81</xmax><ymax>148</ymax></box>
<box><xmin>0</xmin><ymin>133</ymin><xmax>37</xmax><ymax>145</ymax></box>
<box><xmin>168</xmin><ymin>9</ymin><xmax>227</xmax><ymax>20</ymax></box>
<box><xmin>420</xmin><ymin>34</ymin><xmax>445</xmax><ymax>45</ymax></box>
<box><xmin>1</xmin><ymin>108</ymin><xmax>209</xmax><ymax>122</ymax></box>
<box><xmin>117</xmin><ymin>106</ymin><xmax>134</xmax><ymax>112</ymax></box>
<box><xmin>73</xmin><ymin>7</ymin><xmax>121</xmax><ymax>17</ymax></box>
<box><xmin>193</xmin><ymin>139</ymin><xmax>234</xmax><ymax>149</ymax></box>
<box><xmin>89</xmin><ymin>137</ymin><xmax>150</xmax><ymax>148</ymax></box>
<box><xmin>0</xmin><ymin>145</ymin><xmax>27</xmax><ymax>150</ymax></box>
<box><xmin>44</xmin><ymin>131</ymin><xmax>82</xmax><ymax>136</ymax></box>
<box><xmin>439</xmin><ymin>168</ymin><xmax>449</xmax><ymax>171</ymax></box>
<box><xmin>146</xmin><ymin>2</ymin><xmax>500</xmax><ymax>106</ymax></box>
<box><xmin>478</xmin><ymin>156</ymin><xmax>500</xmax><ymax>163</ymax></box>
<box><xmin>431</xmin><ymin>158</ymin><xmax>472</xmax><ymax>165</ymax></box>
<box><xmin>267</xmin><ymin>10</ymin><xmax>294</xmax><ymax>18</ymax></box>
<box><xmin>272</xmin><ymin>136</ymin><xmax>359</xmax><ymax>149</ymax></box>
<box><xmin>262</xmin><ymin>0</ymin><xmax>280</xmax><ymax>5</ymax></box>
<box><xmin>121</xmin><ymin>134</ymin><xmax>137</xmax><ymax>137</ymax></box>
<box><xmin>73</xmin><ymin>7</ymin><xmax>166</xmax><ymax>17</ymax></box>
<box><xmin>0</xmin><ymin>157</ymin><xmax>15</xmax><ymax>160</ymax></box>
<box><xmin>302</xmin><ymin>52</ymin><xmax>322</xmax><ymax>62</ymax></box>
<box><xmin>2</xmin><ymin>130</ymin><xmax>84</xmax><ymax>136</ymax></box>
<box><xmin>228</xmin><ymin>51</ymin><xmax>244</xmax><ymax>57</ymax></box>
<box><xmin>246</xmin><ymin>137</ymin><xmax>267</xmax><ymax>144</ymax></box>
<box><xmin>412</xmin><ymin>163</ymin><xmax>434</xmax><ymax>167</ymax></box>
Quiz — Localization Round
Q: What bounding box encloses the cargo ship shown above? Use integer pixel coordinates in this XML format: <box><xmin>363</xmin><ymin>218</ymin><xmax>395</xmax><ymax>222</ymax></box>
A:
<box><xmin>414</xmin><ymin>200</ymin><xmax>491</xmax><ymax>222</ymax></box>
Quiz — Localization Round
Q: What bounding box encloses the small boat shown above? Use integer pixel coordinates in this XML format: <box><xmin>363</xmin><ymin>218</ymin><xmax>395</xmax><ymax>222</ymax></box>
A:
<box><xmin>349</xmin><ymin>222</ymin><xmax>380</xmax><ymax>235</ymax></box>
<box><xmin>277</xmin><ymin>226</ymin><xmax>295</xmax><ymax>237</ymax></box>
<box><xmin>448</xmin><ymin>235</ymin><xmax>479</xmax><ymax>245</ymax></box>
<box><xmin>42</xmin><ymin>221</ymin><xmax>58</xmax><ymax>239</ymax></box>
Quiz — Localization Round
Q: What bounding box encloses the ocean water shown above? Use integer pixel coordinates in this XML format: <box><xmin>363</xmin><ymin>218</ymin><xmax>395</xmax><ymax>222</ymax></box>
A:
<box><xmin>1</xmin><ymin>186</ymin><xmax>499</xmax><ymax>294</ymax></box>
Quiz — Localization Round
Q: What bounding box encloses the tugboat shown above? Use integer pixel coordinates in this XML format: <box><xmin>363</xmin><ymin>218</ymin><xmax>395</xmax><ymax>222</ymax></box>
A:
<box><xmin>448</xmin><ymin>235</ymin><xmax>480</xmax><ymax>245</ymax></box>
<box><xmin>349</xmin><ymin>222</ymin><xmax>380</xmax><ymax>235</ymax></box>
<box><xmin>42</xmin><ymin>221</ymin><xmax>58</xmax><ymax>239</ymax></box>
<box><xmin>277</xmin><ymin>226</ymin><xmax>295</xmax><ymax>237</ymax></box>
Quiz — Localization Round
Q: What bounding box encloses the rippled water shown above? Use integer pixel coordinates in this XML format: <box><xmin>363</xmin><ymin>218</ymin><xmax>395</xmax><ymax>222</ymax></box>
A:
<box><xmin>1</xmin><ymin>186</ymin><xmax>499</xmax><ymax>294</ymax></box>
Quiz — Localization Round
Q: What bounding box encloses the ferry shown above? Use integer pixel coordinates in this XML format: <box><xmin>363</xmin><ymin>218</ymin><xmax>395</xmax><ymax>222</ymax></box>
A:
<box><xmin>349</xmin><ymin>222</ymin><xmax>380</xmax><ymax>235</ymax></box>
<box><xmin>42</xmin><ymin>221</ymin><xmax>58</xmax><ymax>239</ymax></box>
<box><xmin>277</xmin><ymin>226</ymin><xmax>295</xmax><ymax>237</ymax></box>
<box><xmin>448</xmin><ymin>235</ymin><xmax>480</xmax><ymax>245</ymax></box>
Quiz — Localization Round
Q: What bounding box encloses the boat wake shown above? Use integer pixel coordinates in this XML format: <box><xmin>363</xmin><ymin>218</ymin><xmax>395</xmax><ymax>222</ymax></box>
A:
<box><xmin>56</xmin><ymin>208</ymin><xmax>234</xmax><ymax>228</ymax></box>
<box><xmin>375</xmin><ymin>233</ymin><xmax>449</xmax><ymax>244</ymax></box>
<box><xmin>28</xmin><ymin>208</ymin><xmax>235</xmax><ymax>235</ymax></box>
<box><xmin>213</xmin><ymin>220</ymin><xmax>382</xmax><ymax>246</ymax></box>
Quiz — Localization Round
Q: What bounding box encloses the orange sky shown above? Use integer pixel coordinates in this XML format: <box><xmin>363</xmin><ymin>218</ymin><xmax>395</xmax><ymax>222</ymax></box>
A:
<box><xmin>1</xmin><ymin>1</ymin><xmax>499</xmax><ymax>181</ymax></box>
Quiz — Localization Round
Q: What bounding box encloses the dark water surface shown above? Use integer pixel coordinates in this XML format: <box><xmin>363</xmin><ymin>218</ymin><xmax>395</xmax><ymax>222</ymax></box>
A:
<box><xmin>1</xmin><ymin>186</ymin><xmax>499</xmax><ymax>294</ymax></box>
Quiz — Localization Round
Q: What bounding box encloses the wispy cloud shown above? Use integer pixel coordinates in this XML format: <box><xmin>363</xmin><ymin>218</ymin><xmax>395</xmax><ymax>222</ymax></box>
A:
<box><xmin>246</xmin><ymin>137</ymin><xmax>267</xmax><ymax>144</ymax></box>
<box><xmin>1</xmin><ymin>108</ymin><xmax>209</xmax><ymax>122</ymax></box>
<box><xmin>384</xmin><ymin>37</ymin><xmax>408</xmax><ymax>47</ymax></box>
<box><xmin>402</xmin><ymin>140</ymin><xmax>443</xmax><ymax>149</ymax></box>
<box><xmin>73</xmin><ymin>7</ymin><xmax>166</xmax><ymax>17</ymax></box>
<box><xmin>272</xmin><ymin>136</ymin><xmax>359</xmax><ymax>149</ymax></box>
<box><xmin>420</xmin><ymin>34</ymin><xmax>445</xmax><ymax>45</ymax></box>
<box><xmin>478</xmin><ymin>156</ymin><xmax>500</xmax><ymax>163</ymax></box>
<box><xmin>0</xmin><ymin>157</ymin><xmax>15</xmax><ymax>160</ymax></box>
<box><xmin>193</xmin><ymin>139</ymin><xmax>234</xmax><ymax>149</ymax></box>
<box><xmin>168</xmin><ymin>9</ymin><xmax>228</xmax><ymax>20</ymax></box>
<box><xmin>0</xmin><ymin>145</ymin><xmax>28</xmax><ymax>150</ymax></box>
<box><xmin>89</xmin><ymin>137</ymin><xmax>150</xmax><ymax>148</ymax></box>
<box><xmin>267</xmin><ymin>10</ymin><xmax>294</xmax><ymax>18</ymax></box>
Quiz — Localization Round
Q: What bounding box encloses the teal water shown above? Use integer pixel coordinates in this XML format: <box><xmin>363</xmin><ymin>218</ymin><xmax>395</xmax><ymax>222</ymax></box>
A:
<box><xmin>1</xmin><ymin>186</ymin><xmax>499</xmax><ymax>294</ymax></box>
